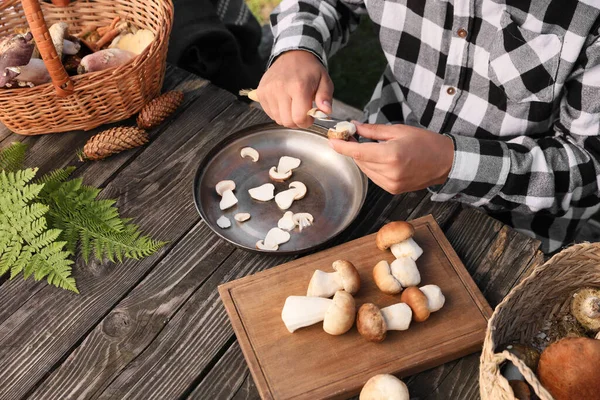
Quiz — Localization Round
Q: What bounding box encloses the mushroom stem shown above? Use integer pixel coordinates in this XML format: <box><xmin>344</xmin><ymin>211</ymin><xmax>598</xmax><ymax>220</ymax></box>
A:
<box><xmin>390</xmin><ymin>237</ymin><xmax>423</xmax><ymax>261</ymax></box>
<box><xmin>281</xmin><ymin>296</ymin><xmax>332</xmax><ymax>333</ymax></box>
<box><xmin>380</xmin><ymin>303</ymin><xmax>412</xmax><ymax>331</ymax></box>
<box><xmin>307</xmin><ymin>270</ymin><xmax>342</xmax><ymax>298</ymax></box>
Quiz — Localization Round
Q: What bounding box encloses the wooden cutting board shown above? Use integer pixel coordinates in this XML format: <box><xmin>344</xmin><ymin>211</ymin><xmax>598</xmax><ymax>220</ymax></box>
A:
<box><xmin>219</xmin><ymin>214</ymin><xmax>493</xmax><ymax>399</ymax></box>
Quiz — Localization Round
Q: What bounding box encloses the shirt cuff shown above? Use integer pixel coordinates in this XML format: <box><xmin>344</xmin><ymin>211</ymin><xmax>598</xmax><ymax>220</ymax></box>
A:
<box><xmin>428</xmin><ymin>134</ymin><xmax>511</xmax><ymax>207</ymax></box>
<box><xmin>267</xmin><ymin>38</ymin><xmax>328</xmax><ymax>70</ymax></box>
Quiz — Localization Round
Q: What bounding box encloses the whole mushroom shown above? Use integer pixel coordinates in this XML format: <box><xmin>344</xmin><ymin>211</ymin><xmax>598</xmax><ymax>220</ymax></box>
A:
<box><xmin>571</xmin><ymin>287</ymin><xmax>600</xmax><ymax>333</ymax></box>
<box><xmin>376</xmin><ymin>221</ymin><xmax>423</xmax><ymax>261</ymax></box>
<box><xmin>306</xmin><ymin>260</ymin><xmax>361</xmax><ymax>298</ymax></box>
<box><xmin>373</xmin><ymin>258</ymin><xmax>420</xmax><ymax>295</ymax></box>
<box><xmin>0</xmin><ymin>32</ymin><xmax>35</xmax><ymax>87</ymax></box>
<box><xmin>538</xmin><ymin>337</ymin><xmax>600</xmax><ymax>400</ymax></box>
<box><xmin>497</xmin><ymin>343</ymin><xmax>540</xmax><ymax>381</ymax></box>
<box><xmin>281</xmin><ymin>290</ymin><xmax>356</xmax><ymax>335</ymax></box>
<box><xmin>359</xmin><ymin>374</ymin><xmax>410</xmax><ymax>400</ymax></box>
<box><xmin>400</xmin><ymin>285</ymin><xmax>445</xmax><ymax>322</ymax></box>
<box><xmin>356</xmin><ymin>302</ymin><xmax>412</xmax><ymax>342</ymax></box>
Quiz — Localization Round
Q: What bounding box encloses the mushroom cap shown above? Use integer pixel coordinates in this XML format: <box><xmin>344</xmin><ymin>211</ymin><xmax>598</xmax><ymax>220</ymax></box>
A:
<box><xmin>400</xmin><ymin>286</ymin><xmax>430</xmax><ymax>322</ymax></box>
<box><xmin>508</xmin><ymin>380</ymin><xmax>531</xmax><ymax>400</ymax></box>
<box><xmin>538</xmin><ymin>337</ymin><xmax>600</xmax><ymax>400</ymax></box>
<box><xmin>376</xmin><ymin>221</ymin><xmax>415</xmax><ymax>251</ymax></box>
<box><xmin>359</xmin><ymin>374</ymin><xmax>409</xmax><ymax>400</ymax></box>
<box><xmin>571</xmin><ymin>287</ymin><xmax>600</xmax><ymax>332</ymax></box>
<box><xmin>323</xmin><ymin>290</ymin><xmax>356</xmax><ymax>335</ymax></box>
<box><xmin>332</xmin><ymin>260</ymin><xmax>361</xmax><ymax>295</ymax></box>
<box><xmin>373</xmin><ymin>260</ymin><xmax>402</xmax><ymax>295</ymax></box>
<box><xmin>357</xmin><ymin>303</ymin><xmax>387</xmax><ymax>342</ymax></box>
<box><xmin>216</xmin><ymin>180</ymin><xmax>236</xmax><ymax>196</ymax></box>
<box><xmin>497</xmin><ymin>343</ymin><xmax>540</xmax><ymax>373</ymax></box>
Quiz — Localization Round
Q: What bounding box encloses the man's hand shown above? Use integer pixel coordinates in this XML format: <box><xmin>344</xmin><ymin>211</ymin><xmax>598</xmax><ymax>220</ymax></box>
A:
<box><xmin>330</xmin><ymin>123</ymin><xmax>455</xmax><ymax>195</ymax></box>
<box><xmin>256</xmin><ymin>50</ymin><xmax>333</xmax><ymax>129</ymax></box>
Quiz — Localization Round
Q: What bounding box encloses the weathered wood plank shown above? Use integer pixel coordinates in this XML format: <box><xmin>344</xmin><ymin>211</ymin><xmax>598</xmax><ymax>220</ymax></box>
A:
<box><xmin>407</xmin><ymin>192</ymin><xmax>462</xmax><ymax>230</ymax></box>
<box><xmin>28</xmin><ymin>221</ymin><xmax>236</xmax><ymax>400</ymax></box>
<box><xmin>96</xmin><ymin>249</ymin><xmax>296</xmax><ymax>400</ymax></box>
<box><xmin>0</xmin><ymin>91</ymin><xmax>251</xmax><ymax>400</ymax></box>
<box><xmin>187</xmin><ymin>341</ymin><xmax>256</xmax><ymax>400</ymax></box>
<box><xmin>0</xmin><ymin>66</ymin><xmax>209</xmax><ymax>326</ymax></box>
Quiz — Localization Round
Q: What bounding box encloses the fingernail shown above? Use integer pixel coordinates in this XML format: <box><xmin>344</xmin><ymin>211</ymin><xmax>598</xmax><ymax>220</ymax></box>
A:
<box><xmin>351</xmin><ymin>120</ymin><xmax>363</xmax><ymax>125</ymax></box>
<box><xmin>322</xmin><ymin>100</ymin><xmax>331</xmax><ymax>109</ymax></box>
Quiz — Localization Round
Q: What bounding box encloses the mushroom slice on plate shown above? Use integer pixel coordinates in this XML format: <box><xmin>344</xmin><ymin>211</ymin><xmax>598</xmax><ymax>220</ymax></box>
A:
<box><xmin>289</xmin><ymin>181</ymin><xmax>307</xmax><ymax>200</ymax></box>
<box><xmin>256</xmin><ymin>240</ymin><xmax>278</xmax><ymax>251</ymax></box>
<box><xmin>264</xmin><ymin>227</ymin><xmax>291</xmax><ymax>247</ymax></box>
<box><xmin>269</xmin><ymin>166</ymin><xmax>292</xmax><ymax>182</ymax></box>
<box><xmin>234</xmin><ymin>213</ymin><xmax>251</xmax><ymax>222</ymax></box>
<box><xmin>216</xmin><ymin>216</ymin><xmax>231</xmax><ymax>229</ymax></box>
<box><xmin>275</xmin><ymin>189</ymin><xmax>297</xmax><ymax>210</ymax></box>
<box><xmin>278</xmin><ymin>211</ymin><xmax>296</xmax><ymax>231</ymax></box>
<box><xmin>219</xmin><ymin>189</ymin><xmax>238</xmax><ymax>210</ymax></box>
<box><xmin>293</xmin><ymin>212</ymin><xmax>314</xmax><ymax>231</ymax></box>
<box><xmin>240</xmin><ymin>147</ymin><xmax>259</xmax><ymax>162</ymax></box>
<box><xmin>248</xmin><ymin>183</ymin><xmax>275</xmax><ymax>201</ymax></box>
<box><xmin>216</xmin><ymin>180</ymin><xmax>236</xmax><ymax>196</ymax></box>
<box><xmin>277</xmin><ymin>156</ymin><xmax>301</xmax><ymax>175</ymax></box>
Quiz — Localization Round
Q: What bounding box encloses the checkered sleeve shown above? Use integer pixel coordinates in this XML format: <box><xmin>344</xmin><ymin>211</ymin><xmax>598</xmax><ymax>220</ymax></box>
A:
<box><xmin>431</xmin><ymin>32</ymin><xmax>600</xmax><ymax>216</ymax></box>
<box><xmin>268</xmin><ymin>0</ymin><xmax>364</xmax><ymax>68</ymax></box>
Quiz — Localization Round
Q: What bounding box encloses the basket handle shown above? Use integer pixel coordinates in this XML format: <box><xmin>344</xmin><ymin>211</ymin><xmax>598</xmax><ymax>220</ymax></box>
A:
<box><xmin>21</xmin><ymin>0</ymin><xmax>74</xmax><ymax>97</ymax></box>
<box><xmin>494</xmin><ymin>351</ymin><xmax>555</xmax><ymax>400</ymax></box>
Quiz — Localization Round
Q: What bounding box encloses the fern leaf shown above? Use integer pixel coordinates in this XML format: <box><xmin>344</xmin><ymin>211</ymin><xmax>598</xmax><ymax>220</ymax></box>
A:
<box><xmin>37</xmin><ymin>166</ymin><xmax>76</xmax><ymax>187</ymax></box>
<box><xmin>0</xmin><ymin>142</ymin><xmax>27</xmax><ymax>172</ymax></box>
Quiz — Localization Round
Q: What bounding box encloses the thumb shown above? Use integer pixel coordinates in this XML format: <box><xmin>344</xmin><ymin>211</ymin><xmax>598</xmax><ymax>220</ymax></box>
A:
<box><xmin>354</xmin><ymin>122</ymin><xmax>400</xmax><ymax>141</ymax></box>
<box><xmin>315</xmin><ymin>73</ymin><xmax>334</xmax><ymax>114</ymax></box>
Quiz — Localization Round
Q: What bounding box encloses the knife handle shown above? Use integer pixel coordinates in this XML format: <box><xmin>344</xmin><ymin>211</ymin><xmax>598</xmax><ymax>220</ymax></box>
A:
<box><xmin>239</xmin><ymin>89</ymin><xmax>259</xmax><ymax>102</ymax></box>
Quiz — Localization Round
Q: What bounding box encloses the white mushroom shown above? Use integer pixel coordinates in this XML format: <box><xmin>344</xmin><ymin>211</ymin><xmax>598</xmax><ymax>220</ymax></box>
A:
<box><xmin>234</xmin><ymin>213</ymin><xmax>251</xmax><ymax>222</ymax></box>
<box><xmin>248</xmin><ymin>183</ymin><xmax>275</xmax><ymax>201</ymax></box>
<box><xmin>277</xmin><ymin>156</ymin><xmax>301</xmax><ymax>174</ymax></box>
<box><xmin>391</xmin><ymin>237</ymin><xmax>424</xmax><ymax>261</ymax></box>
<box><xmin>256</xmin><ymin>240</ymin><xmax>278</xmax><ymax>251</ymax></box>
<box><xmin>264</xmin><ymin>227</ymin><xmax>291</xmax><ymax>247</ymax></box>
<box><xmin>216</xmin><ymin>180</ymin><xmax>236</xmax><ymax>196</ymax></box>
<box><xmin>269</xmin><ymin>166</ymin><xmax>292</xmax><ymax>182</ymax></box>
<box><xmin>63</xmin><ymin>39</ymin><xmax>81</xmax><ymax>55</ymax></box>
<box><xmin>216</xmin><ymin>216</ymin><xmax>231</xmax><ymax>229</ymax></box>
<box><xmin>275</xmin><ymin>189</ymin><xmax>297</xmax><ymax>210</ymax></box>
<box><xmin>219</xmin><ymin>189</ymin><xmax>238</xmax><ymax>210</ymax></box>
<box><xmin>289</xmin><ymin>181</ymin><xmax>307</xmax><ymax>200</ymax></box>
<box><xmin>293</xmin><ymin>212</ymin><xmax>314</xmax><ymax>231</ymax></box>
<box><xmin>281</xmin><ymin>291</ymin><xmax>355</xmax><ymax>335</ymax></box>
<box><xmin>389</xmin><ymin>257</ymin><xmax>421</xmax><ymax>287</ymax></box>
<box><xmin>360</xmin><ymin>374</ymin><xmax>410</xmax><ymax>400</ymax></box>
<box><xmin>307</xmin><ymin>260</ymin><xmax>360</xmax><ymax>297</ymax></box>
<box><xmin>420</xmin><ymin>284</ymin><xmax>446</xmax><ymax>312</ymax></box>
<box><xmin>240</xmin><ymin>147</ymin><xmax>259</xmax><ymax>162</ymax></box>
<box><xmin>110</xmin><ymin>29</ymin><xmax>155</xmax><ymax>55</ymax></box>
<box><xmin>48</xmin><ymin>22</ymin><xmax>68</xmax><ymax>59</ymax></box>
<box><xmin>278</xmin><ymin>211</ymin><xmax>296</xmax><ymax>231</ymax></box>
<box><xmin>307</xmin><ymin>107</ymin><xmax>330</xmax><ymax>120</ymax></box>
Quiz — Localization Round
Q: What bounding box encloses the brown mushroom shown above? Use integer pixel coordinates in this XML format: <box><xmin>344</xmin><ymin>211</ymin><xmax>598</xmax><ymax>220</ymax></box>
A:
<box><xmin>498</xmin><ymin>343</ymin><xmax>540</xmax><ymax>381</ymax></box>
<box><xmin>356</xmin><ymin>302</ymin><xmax>412</xmax><ymax>343</ymax></box>
<box><xmin>376</xmin><ymin>221</ymin><xmax>423</xmax><ymax>260</ymax></box>
<box><xmin>400</xmin><ymin>285</ymin><xmax>445</xmax><ymax>322</ymax></box>
<box><xmin>571</xmin><ymin>287</ymin><xmax>600</xmax><ymax>333</ymax></box>
<box><xmin>508</xmin><ymin>380</ymin><xmax>531</xmax><ymax>400</ymax></box>
<box><xmin>538</xmin><ymin>337</ymin><xmax>600</xmax><ymax>400</ymax></box>
<box><xmin>306</xmin><ymin>260</ymin><xmax>360</xmax><ymax>298</ymax></box>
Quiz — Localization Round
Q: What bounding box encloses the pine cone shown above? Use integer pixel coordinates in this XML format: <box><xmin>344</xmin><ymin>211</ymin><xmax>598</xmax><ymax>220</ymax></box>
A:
<box><xmin>82</xmin><ymin>126</ymin><xmax>149</xmax><ymax>161</ymax></box>
<box><xmin>137</xmin><ymin>91</ymin><xmax>184</xmax><ymax>129</ymax></box>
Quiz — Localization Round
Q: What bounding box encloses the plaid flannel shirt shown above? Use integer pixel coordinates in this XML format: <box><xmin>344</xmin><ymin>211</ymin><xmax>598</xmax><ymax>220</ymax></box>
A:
<box><xmin>269</xmin><ymin>0</ymin><xmax>600</xmax><ymax>253</ymax></box>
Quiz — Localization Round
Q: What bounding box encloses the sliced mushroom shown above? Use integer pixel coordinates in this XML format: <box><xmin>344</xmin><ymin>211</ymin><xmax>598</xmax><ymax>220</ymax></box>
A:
<box><xmin>275</xmin><ymin>189</ymin><xmax>297</xmax><ymax>210</ymax></box>
<box><xmin>248</xmin><ymin>183</ymin><xmax>275</xmax><ymax>201</ymax></box>
<box><xmin>256</xmin><ymin>240</ymin><xmax>278</xmax><ymax>251</ymax></box>
<box><xmin>240</xmin><ymin>147</ymin><xmax>259</xmax><ymax>162</ymax></box>
<box><xmin>307</xmin><ymin>107</ymin><xmax>330</xmax><ymax>120</ymax></box>
<box><xmin>234</xmin><ymin>213</ymin><xmax>251</xmax><ymax>222</ymax></box>
<box><xmin>277</xmin><ymin>156</ymin><xmax>301</xmax><ymax>174</ymax></box>
<box><xmin>293</xmin><ymin>213</ymin><xmax>314</xmax><ymax>231</ymax></box>
<box><xmin>216</xmin><ymin>180</ymin><xmax>236</xmax><ymax>196</ymax></box>
<box><xmin>264</xmin><ymin>227</ymin><xmax>291</xmax><ymax>247</ymax></box>
<box><xmin>219</xmin><ymin>189</ymin><xmax>238</xmax><ymax>210</ymax></box>
<box><xmin>278</xmin><ymin>211</ymin><xmax>296</xmax><ymax>231</ymax></box>
<box><xmin>217</xmin><ymin>216</ymin><xmax>231</xmax><ymax>229</ymax></box>
<box><xmin>289</xmin><ymin>181</ymin><xmax>307</xmax><ymax>200</ymax></box>
<box><xmin>269</xmin><ymin>166</ymin><xmax>292</xmax><ymax>182</ymax></box>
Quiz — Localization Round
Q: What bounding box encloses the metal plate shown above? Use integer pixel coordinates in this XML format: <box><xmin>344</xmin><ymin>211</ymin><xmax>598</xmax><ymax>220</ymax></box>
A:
<box><xmin>193</xmin><ymin>123</ymin><xmax>368</xmax><ymax>255</ymax></box>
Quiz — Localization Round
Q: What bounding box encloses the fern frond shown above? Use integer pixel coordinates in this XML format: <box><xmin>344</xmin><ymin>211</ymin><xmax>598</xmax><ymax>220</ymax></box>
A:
<box><xmin>0</xmin><ymin>142</ymin><xmax>27</xmax><ymax>172</ymax></box>
<box><xmin>37</xmin><ymin>166</ymin><xmax>76</xmax><ymax>187</ymax></box>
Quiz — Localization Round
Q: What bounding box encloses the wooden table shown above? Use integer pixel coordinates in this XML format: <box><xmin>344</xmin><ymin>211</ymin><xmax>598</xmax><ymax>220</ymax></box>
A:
<box><xmin>0</xmin><ymin>66</ymin><xmax>544</xmax><ymax>400</ymax></box>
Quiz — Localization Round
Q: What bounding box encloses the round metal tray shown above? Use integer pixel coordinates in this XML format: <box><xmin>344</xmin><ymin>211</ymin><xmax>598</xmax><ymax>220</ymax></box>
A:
<box><xmin>193</xmin><ymin>123</ymin><xmax>368</xmax><ymax>255</ymax></box>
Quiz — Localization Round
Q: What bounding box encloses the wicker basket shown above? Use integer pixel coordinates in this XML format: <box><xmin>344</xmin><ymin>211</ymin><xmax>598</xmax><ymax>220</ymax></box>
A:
<box><xmin>0</xmin><ymin>0</ymin><xmax>173</xmax><ymax>135</ymax></box>
<box><xmin>479</xmin><ymin>242</ymin><xmax>600</xmax><ymax>399</ymax></box>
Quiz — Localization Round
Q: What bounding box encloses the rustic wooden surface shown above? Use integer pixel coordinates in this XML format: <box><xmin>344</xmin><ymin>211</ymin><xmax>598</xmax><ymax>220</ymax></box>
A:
<box><xmin>0</xmin><ymin>65</ymin><xmax>543</xmax><ymax>400</ymax></box>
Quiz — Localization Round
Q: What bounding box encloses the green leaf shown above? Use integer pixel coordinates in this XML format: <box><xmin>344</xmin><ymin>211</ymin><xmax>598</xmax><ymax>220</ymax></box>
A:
<box><xmin>0</xmin><ymin>142</ymin><xmax>27</xmax><ymax>172</ymax></box>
